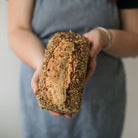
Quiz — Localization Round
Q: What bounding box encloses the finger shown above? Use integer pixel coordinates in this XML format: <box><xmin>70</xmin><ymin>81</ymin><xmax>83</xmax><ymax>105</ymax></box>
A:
<box><xmin>84</xmin><ymin>33</ymin><xmax>93</xmax><ymax>43</ymax></box>
<box><xmin>31</xmin><ymin>71</ymin><xmax>39</xmax><ymax>89</ymax></box>
<box><xmin>64</xmin><ymin>114</ymin><xmax>72</xmax><ymax>119</ymax></box>
<box><xmin>49</xmin><ymin>111</ymin><xmax>63</xmax><ymax>117</ymax></box>
<box><xmin>84</xmin><ymin>31</ymin><xmax>101</xmax><ymax>56</ymax></box>
<box><xmin>85</xmin><ymin>65</ymin><xmax>95</xmax><ymax>83</ymax></box>
<box><xmin>85</xmin><ymin>58</ymin><xmax>96</xmax><ymax>84</ymax></box>
<box><xmin>84</xmin><ymin>33</ymin><xmax>89</xmax><ymax>37</ymax></box>
<box><xmin>31</xmin><ymin>71</ymin><xmax>40</xmax><ymax>94</ymax></box>
<box><xmin>84</xmin><ymin>43</ymin><xmax>99</xmax><ymax>84</ymax></box>
<box><xmin>33</xmin><ymin>85</ymin><xmax>38</xmax><ymax>95</ymax></box>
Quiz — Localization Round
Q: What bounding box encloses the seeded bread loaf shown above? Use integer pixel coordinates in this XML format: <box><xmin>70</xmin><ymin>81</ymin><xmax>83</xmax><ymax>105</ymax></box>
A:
<box><xmin>37</xmin><ymin>31</ymin><xmax>90</xmax><ymax>114</ymax></box>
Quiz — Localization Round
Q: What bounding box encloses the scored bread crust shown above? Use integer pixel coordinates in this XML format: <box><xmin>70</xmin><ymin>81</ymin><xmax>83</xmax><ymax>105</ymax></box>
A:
<box><xmin>37</xmin><ymin>31</ymin><xmax>90</xmax><ymax>114</ymax></box>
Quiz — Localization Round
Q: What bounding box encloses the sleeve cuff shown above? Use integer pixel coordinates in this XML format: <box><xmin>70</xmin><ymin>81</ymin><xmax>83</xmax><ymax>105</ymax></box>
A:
<box><xmin>117</xmin><ymin>0</ymin><xmax>138</xmax><ymax>9</ymax></box>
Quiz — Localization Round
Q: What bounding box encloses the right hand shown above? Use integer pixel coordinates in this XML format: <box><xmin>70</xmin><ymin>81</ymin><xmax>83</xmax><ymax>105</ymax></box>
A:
<box><xmin>31</xmin><ymin>66</ymin><xmax>72</xmax><ymax>119</ymax></box>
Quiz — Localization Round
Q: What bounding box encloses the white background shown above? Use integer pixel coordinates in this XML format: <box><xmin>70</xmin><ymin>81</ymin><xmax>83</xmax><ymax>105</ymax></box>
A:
<box><xmin>0</xmin><ymin>1</ymin><xmax>138</xmax><ymax>138</ymax></box>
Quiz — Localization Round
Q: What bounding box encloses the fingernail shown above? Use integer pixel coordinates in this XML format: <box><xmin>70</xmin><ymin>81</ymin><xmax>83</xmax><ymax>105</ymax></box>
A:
<box><xmin>64</xmin><ymin>114</ymin><xmax>72</xmax><ymax>119</ymax></box>
<box><xmin>34</xmin><ymin>86</ymin><xmax>37</xmax><ymax>93</ymax></box>
<box><xmin>65</xmin><ymin>117</ymin><xmax>71</xmax><ymax>119</ymax></box>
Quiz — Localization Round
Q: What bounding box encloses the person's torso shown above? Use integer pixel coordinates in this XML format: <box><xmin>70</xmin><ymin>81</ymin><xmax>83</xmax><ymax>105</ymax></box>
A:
<box><xmin>30</xmin><ymin>0</ymin><xmax>125</xmax><ymax>104</ymax></box>
<box><xmin>20</xmin><ymin>1</ymin><xmax>126</xmax><ymax>137</ymax></box>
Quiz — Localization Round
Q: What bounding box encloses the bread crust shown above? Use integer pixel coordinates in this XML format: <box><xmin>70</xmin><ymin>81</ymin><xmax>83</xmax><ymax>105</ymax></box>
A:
<box><xmin>37</xmin><ymin>31</ymin><xmax>90</xmax><ymax>114</ymax></box>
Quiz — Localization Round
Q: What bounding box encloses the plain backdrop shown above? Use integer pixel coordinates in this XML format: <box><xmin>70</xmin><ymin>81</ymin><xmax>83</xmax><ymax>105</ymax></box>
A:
<box><xmin>0</xmin><ymin>1</ymin><xmax>138</xmax><ymax>138</ymax></box>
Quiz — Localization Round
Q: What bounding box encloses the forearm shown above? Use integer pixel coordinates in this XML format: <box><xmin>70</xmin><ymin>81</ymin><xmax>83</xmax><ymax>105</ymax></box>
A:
<box><xmin>104</xmin><ymin>29</ymin><xmax>138</xmax><ymax>58</ymax></box>
<box><xmin>8</xmin><ymin>28</ymin><xmax>45</xmax><ymax>70</ymax></box>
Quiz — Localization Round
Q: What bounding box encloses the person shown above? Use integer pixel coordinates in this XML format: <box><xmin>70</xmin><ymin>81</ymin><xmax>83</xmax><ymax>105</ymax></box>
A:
<box><xmin>8</xmin><ymin>0</ymin><xmax>138</xmax><ymax>138</ymax></box>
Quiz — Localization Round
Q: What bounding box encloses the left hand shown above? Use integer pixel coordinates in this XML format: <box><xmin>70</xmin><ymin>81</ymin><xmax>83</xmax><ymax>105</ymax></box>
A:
<box><xmin>84</xmin><ymin>28</ymin><xmax>109</xmax><ymax>83</ymax></box>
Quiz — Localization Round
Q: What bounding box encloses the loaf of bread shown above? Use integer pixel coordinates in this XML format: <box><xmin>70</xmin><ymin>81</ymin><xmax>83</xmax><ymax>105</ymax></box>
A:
<box><xmin>37</xmin><ymin>31</ymin><xmax>90</xmax><ymax>114</ymax></box>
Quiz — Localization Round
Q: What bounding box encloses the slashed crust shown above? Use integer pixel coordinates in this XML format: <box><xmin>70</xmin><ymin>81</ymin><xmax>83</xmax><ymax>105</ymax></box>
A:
<box><xmin>37</xmin><ymin>31</ymin><xmax>90</xmax><ymax>114</ymax></box>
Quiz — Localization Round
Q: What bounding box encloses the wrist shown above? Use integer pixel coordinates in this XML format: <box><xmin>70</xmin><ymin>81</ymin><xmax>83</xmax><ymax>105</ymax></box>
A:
<box><xmin>95</xmin><ymin>27</ymin><xmax>113</xmax><ymax>51</ymax></box>
<box><xmin>36</xmin><ymin>62</ymin><xmax>42</xmax><ymax>72</ymax></box>
<box><xmin>35</xmin><ymin>54</ymin><xmax>44</xmax><ymax>71</ymax></box>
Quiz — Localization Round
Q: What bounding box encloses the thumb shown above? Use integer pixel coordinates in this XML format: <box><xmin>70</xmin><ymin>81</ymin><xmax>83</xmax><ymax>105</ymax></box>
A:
<box><xmin>31</xmin><ymin>70</ymin><xmax>40</xmax><ymax>95</ymax></box>
<box><xmin>85</xmin><ymin>57</ymin><xmax>96</xmax><ymax>84</ymax></box>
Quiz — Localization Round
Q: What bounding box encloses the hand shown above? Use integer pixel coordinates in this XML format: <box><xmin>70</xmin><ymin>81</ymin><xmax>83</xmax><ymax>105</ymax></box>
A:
<box><xmin>31</xmin><ymin>66</ymin><xmax>72</xmax><ymax>119</ymax></box>
<box><xmin>84</xmin><ymin>28</ymin><xmax>109</xmax><ymax>83</ymax></box>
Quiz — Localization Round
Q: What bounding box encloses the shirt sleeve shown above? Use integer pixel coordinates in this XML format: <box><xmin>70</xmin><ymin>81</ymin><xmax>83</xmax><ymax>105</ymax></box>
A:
<box><xmin>117</xmin><ymin>0</ymin><xmax>138</xmax><ymax>9</ymax></box>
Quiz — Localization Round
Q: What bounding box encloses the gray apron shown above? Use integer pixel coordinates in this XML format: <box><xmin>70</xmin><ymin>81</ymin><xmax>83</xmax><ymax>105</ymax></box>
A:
<box><xmin>19</xmin><ymin>0</ymin><xmax>126</xmax><ymax>138</ymax></box>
